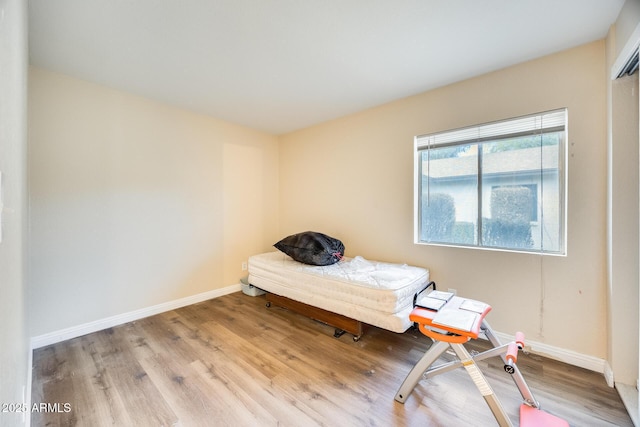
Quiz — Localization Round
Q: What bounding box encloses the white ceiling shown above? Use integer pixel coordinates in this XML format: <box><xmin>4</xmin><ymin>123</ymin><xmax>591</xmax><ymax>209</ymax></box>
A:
<box><xmin>28</xmin><ymin>0</ymin><xmax>625</xmax><ymax>135</ymax></box>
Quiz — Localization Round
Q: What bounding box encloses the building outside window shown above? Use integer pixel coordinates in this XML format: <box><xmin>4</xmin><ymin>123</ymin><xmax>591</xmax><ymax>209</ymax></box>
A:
<box><xmin>415</xmin><ymin>109</ymin><xmax>566</xmax><ymax>255</ymax></box>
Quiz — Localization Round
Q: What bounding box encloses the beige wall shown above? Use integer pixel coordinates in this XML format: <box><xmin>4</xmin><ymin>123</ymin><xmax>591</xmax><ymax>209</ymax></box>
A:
<box><xmin>607</xmin><ymin>0</ymin><xmax>640</xmax><ymax>393</ymax></box>
<box><xmin>280</xmin><ymin>41</ymin><xmax>608</xmax><ymax>357</ymax></box>
<box><xmin>610</xmin><ymin>71</ymin><xmax>639</xmax><ymax>385</ymax></box>
<box><xmin>0</xmin><ymin>0</ymin><xmax>29</xmax><ymax>425</ymax></box>
<box><xmin>28</xmin><ymin>68</ymin><xmax>280</xmax><ymax>337</ymax></box>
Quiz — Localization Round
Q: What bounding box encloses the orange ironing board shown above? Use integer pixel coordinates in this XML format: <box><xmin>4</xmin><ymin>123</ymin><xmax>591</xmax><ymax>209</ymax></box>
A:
<box><xmin>395</xmin><ymin>295</ymin><xmax>568</xmax><ymax>427</ymax></box>
<box><xmin>409</xmin><ymin>297</ymin><xmax>490</xmax><ymax>343</ymax></box>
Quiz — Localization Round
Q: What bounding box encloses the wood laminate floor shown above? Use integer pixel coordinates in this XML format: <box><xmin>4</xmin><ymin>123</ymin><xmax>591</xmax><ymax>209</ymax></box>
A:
<box><xmin>31</xmin><ymin>292</ymin><xmax>633</xmax><ymax>426</ymax></box>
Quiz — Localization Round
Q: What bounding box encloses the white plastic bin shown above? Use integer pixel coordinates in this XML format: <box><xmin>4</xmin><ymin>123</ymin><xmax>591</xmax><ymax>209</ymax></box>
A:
<box><xmin>240</xmin><ymin>277</ymin><xmax>266</xmax><ymax>296</ymax></box>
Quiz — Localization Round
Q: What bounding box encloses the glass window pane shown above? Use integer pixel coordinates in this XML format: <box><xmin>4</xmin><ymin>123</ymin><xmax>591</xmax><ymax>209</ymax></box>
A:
<box><xmin>540</xmin><ymin>132</ymin><xmax>563</xmax><ymax>252</ymax></box>
<box><xmin>480</xmin><ymin>133</ymin><xmax>561</xmax><ymax>251</ymax></box>
<box><xmin>419</xmin><ymin>143</ymin><xmax>478</xmax><ymax>245</ymax></box>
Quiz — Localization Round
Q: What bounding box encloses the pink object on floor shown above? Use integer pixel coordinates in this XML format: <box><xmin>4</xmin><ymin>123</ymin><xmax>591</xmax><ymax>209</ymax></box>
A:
<box><xmin>520</xmin><ymin>404</ymin><xmax>569</xmax><ymax>427</ymax></box>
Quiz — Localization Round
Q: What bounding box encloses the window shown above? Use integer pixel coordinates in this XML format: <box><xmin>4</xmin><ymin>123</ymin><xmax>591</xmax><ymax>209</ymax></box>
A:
<box><xmin>415</xmin><ymin>109</ymin><xmax>566</xmax><ymax>255</ymax></box>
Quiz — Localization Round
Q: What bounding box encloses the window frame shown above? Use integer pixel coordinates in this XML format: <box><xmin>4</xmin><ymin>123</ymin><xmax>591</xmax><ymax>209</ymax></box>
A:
<box><xmin>414</xmin><ymin>109</ymin><xmax>567</xmax><ymax>255</ymax></box>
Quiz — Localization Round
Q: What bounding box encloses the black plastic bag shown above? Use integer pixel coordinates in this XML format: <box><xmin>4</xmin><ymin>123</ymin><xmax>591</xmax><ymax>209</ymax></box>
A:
<box><xmin>274</xmin><ymin>231</ymin><xmax>345</xmax><ymax>266</ymax></box>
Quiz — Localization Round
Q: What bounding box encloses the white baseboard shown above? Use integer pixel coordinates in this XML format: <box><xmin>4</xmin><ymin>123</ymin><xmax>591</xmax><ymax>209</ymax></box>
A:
<box><xmin>492</xmin><ymin>331</ymin><xmax>607</xmax><ymax>375</ymax></box>
<box><xmin>30</xmin><ymin>284</ymin><xmax>241</xmax><ymax>349</ymax></box>
<box><xmin>604</xmin><ymin>361</ymin><xmax>615</xmax><ymax>387</ymax></box>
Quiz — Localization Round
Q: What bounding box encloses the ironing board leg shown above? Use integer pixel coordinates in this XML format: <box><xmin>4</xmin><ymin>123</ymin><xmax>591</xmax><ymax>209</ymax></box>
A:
<box><xmin>394</xmin><ymin>340</ymin><xmax>450</xmax><ymax>403</ymax></box>
<box><xmin>450</xmin><ymin>343</ymin><xmax>514</xmax><ymax>427</ymax></box>
<box><xmin>482</xmin><ymin>321</ymin><xmax>539</xmax><ymax>408</ymax></box>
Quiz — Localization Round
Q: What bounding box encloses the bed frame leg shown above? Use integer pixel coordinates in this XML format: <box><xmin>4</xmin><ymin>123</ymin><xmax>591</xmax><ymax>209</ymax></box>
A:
<box><xmin>333</xmin><ymin>328</ymin><xmax>362</xmax><ymax>341</ymax></box>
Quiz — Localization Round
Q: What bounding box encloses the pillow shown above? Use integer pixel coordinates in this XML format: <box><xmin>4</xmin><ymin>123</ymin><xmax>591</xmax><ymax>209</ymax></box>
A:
<box><xmin>274</xmin><ymin>231</ymin><xmax>345</xmax><ymax>266</ymax></box>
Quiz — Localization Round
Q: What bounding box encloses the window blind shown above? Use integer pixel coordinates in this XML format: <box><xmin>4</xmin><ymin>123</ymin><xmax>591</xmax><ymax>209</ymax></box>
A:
<box><xmin>416</xmin><ymin>109</ymin><xmax>566</xmax><ymax>149</ymax></box>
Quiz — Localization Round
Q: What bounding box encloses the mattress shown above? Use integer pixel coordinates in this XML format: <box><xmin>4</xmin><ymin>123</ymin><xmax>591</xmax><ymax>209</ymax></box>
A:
<box><xmin>248</xmin><ymin>251</ymin><xmax>430</xmax><ymax>333</ymax></box>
